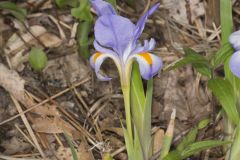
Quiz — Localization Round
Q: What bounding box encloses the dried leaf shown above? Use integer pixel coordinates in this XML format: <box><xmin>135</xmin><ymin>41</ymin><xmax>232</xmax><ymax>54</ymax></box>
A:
<box><xmin>32</xmin><ymin>117</ymin><xmax>75</xmax><ymax>136</ymax></box>
<box><xmin>153</xmin><ymin>129</ymin><xmax>165</xmax><ymax>154</ymax></box>
<box><xmin>0</xmin><ymin>63</ymin><xmax>25</xmax><ymax>102</ymax></box>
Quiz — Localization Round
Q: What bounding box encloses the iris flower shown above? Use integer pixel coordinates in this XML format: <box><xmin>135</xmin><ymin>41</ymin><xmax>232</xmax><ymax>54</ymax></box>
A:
<box><xmin>90</xmin><ymin>0</ymin><xmax>163</xmax><ymax>87</ymax></box>
<box><xmin>229</xmin><ymin>30</ymin><xmax>240</xmax><ymax>77</ymax></box>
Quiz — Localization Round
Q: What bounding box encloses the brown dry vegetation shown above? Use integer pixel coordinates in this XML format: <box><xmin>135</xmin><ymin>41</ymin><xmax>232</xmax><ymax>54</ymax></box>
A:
<box><xmin>0</xmin><ymin>0</ymin><xmax>240</xmax><ymax>160</ymax></box>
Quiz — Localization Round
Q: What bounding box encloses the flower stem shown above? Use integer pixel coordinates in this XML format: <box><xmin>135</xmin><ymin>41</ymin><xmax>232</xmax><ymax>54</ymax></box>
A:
<box><xmin>122</xmin><ymin>85</ymin><xmax>133</xmax><ymax>144</ymax></box>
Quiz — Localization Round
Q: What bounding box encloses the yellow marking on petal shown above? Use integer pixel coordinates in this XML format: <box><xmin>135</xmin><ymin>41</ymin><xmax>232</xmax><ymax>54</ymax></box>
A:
<box><xmin>138</xmin><ymin>52</ymin><xmax>152</xmax><ymax>64</ymax></box>
<box><xmin>94</xmin><ymin>52</ymin><xmax>102</xmax><ymax>63</ymax></box>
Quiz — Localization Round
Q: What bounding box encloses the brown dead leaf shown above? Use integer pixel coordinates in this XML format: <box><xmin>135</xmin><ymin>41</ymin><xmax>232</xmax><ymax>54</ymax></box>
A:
<box><xmin>153</xmin><ymin>129</ymin><xmax>165</xmax><ymax>154</ymax></box>
<box><xmin>56</xmin><ymin>142</ymin><xmax>94</xmax><ymax>160</ymax></box>
<box><xmin>32</xmin><ymin>117</ymin><xmax>63</xmax><ymax>134</ymax></box>
<box><xmin>1</xmin><ymin>137</ymin><xmax>31</xmax><ymax>154</ymax></box>
<box><xmin>77</xmin><ymin>142</ymin><xmax>94</xmax><ymax>160</ymax></box>
<box><xmin>39</xmin><ymin>32</ymin><xmax>62</xmax><ymax>47</ymax></box>
<box><xmin>0</xmin><ymin>63</ymin><xmax>25</xmax><ymax>102</ymax></box>
<box><xmin>56</xmin><ymin>146</ymin><xmax>73</xmax><ymax>160</ymax></box>
<box><xmin>4</xmin><ymin>25</ymin><xmax>46</xmax><ymax>55</ymax></box>
<box><xmin>32</xmin><ymin>117</ymin><xmax>75</xmax><ymax>136</ymax></box>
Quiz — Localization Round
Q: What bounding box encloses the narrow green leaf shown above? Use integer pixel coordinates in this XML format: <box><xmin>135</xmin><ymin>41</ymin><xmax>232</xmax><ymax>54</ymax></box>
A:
<box><xmin>133</xmin><ymin>129</ymin><xmax>144</xmax><ymax>160</ymax></box>
<box><xmin>123</xmin><ymin>127</ymin><xmax>134</xmax><ymax>160</ymax></box>
<box><xmin>181</xmin><ymin>140</ymin><xmax>231</xmax><ymax>158</ymax></box>
<box><xmin>28</xmin><ymin>47</ymin><xmax>48</xmax><ymax>72</ymax></box>
<box><xmin>76</xmin><ymin>21</ymin><xmax>92</xmax><ymax>59</ymax></box>
<box><xmin>103</xmin><ymin>153</ymin><xmax>114</xmax><ymax>160</ymax></box>
<box><xmin>211</xmin><ymin>43</ymin><xmax>234</xmax><ymax>68</ymax></box>
<box><xmin>0</xmin><ymin>1</ymin><xmax>26</xmax><ymax>22</ymax></box>
<box><xmin>220</xmin><ymin>0</ymin><xmax>233</xmax><ymax>44</ymax></box>
<box><xmin>63</xmin><ymin>131</ymin><xmax>78</xmax><ymax>160</ymax></box>
<box><xmin>208</xmin><ymin>78</ymin><xmax>239</xmax><ymax>125</ymax></box>
<box><xmin>163</xmin><ymin>150</ymin><xmax>182</xmax><ymax>160</ymax></box>
<box><xmin>71</xmin><ymin>6</ymin><xmax>93</xmax><ymax>21</ymax></box>
<box><xmin>131</xmin><ymin>63</ymin><xmax>145</xmax><ymax>127</ymax></box>
<box><xmin>197</xmin><ymin>119</ymin><xmax>210</xmax><ymax>130</ymax></box>
<box><xmin>177</xmin><ymin>127</ymin><xmax>198</xmax><ymax>152</ymax></box>
<box><xmin>166</xmin><ymin>47</ymin><xmax>211</xmax><ymax>77</ymax></box>
<box><xmin>142</xmin><ymin>78</ymin><xmax>153</xmax><ymax>158</ymax></box>
<box><xmin>159</xmin><ymin>135</ymin><xmax>173</xmax><ymax>160</ymax></box>
<box><xmin>230</xmin><ymin>121</ymin><xmax>240</xmax><ymax>159</ymax></box>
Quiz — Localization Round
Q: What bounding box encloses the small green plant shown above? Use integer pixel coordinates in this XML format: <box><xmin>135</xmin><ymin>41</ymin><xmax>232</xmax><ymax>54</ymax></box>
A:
<box><xmin>0</xmin><ymin>1</ymin><xmax>26</xmax><ymax>22</ymax></box>
<box><xmin>163</xmin><ymin>119</ymin><xmax>230</xmax><ymax>160</ymax></box>
<box><xmin>28</xmin><ymin>47</ymin><xmax>48</xmax><ymax>72</ymax></box>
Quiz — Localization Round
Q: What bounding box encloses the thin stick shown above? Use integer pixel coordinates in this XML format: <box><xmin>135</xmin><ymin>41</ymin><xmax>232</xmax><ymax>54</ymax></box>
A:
<box><xmin>0</xmin><ymin>155</ymin><xmax>42</xmax><ymax>160</ymax></box>
<box><xmin>15</xmin><ymin>124</ymin><xmax>36</xmax><ymax>148</ymax></box>
<box><xmin>0</xmin><ymin>77</ymin><xmax>90</xmax><ymax>126</ymax></box>
<box><xmin>11</xmin><ymin>96</ymin><xmax>45</xmax><ymax>158</ymax></box>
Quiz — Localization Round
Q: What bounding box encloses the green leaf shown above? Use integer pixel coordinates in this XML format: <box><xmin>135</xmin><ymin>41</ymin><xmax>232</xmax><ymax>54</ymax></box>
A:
<box><xmin>63</xmin><ymin>131</ymin><xmax>78</xmax><ymax>160</ymax></box>
<box><xmin>163</xmin><ymin>150</ymin><xmax>181</xmax><ymax>160</ymax></box>
<box><xmin>0</xmin><ymin>1</ymin><xmax>27</xmax><ymax>22</ymax></box>
<box><xmin>177</xmin><ymin>127</ymin><xmax>198</xmax><ymax>152</ymax></box>
<box><xmin>123</xmin><ymin>127</ymin><xmax>134</xmax><ymax>160</ymax></box>
<box><xmin>142</xmin><ymin>79</ymin><xmax>153</xmax><ymax>158</ymax></box>
<box><xmin>230</xmin><ymin>121</ymin><xmax>240</xmax><ymax>159</ymax></box>
<box><xmin>131</xmin><ymin>63</ymin><xmax>145</xmax><ymax>126</ymax></box>
<box><xmin>211</xmin><ymin>43</ymin><xmax>234</xmax><ymax>68</ymax></box>
<box><xmin>220</xmin><ymin>0</ymin><xmax>233</xmax><ymax>44</ymax></box>
<box><xmin>106</xmin><ymin>0</ymin><xmax>117</xmax><ymax>8</ymax></box>
<box><xmin>71</xmin><ymin>6</ymin><xmax>93</xmax><ymax>21</ymax></box>
<box><xmin>130</xmin><ymin>63</ymin><xmax>146</xmax><ymax>158</ymax></box>
<box><xmin>28</xmin><ymin>47</ymin><xmax>48</xmax><ymax>72</ymax></box>
<box><xmin>159</xmin><ymin>135</ymin><xmax>173</xmax><ymax>160</ymax></box>
<box><xmin>197</xmin><ymin>119</ymin><xmax>210</xmax><ymax>130</ymax></box>
<box><xmin>103</xmin><ymin>153</ymin><xmax>114</xmax><ymax>160</ymax></box>
<box><xmin>77</xmin><ymin>21</ymin><xmax>92</xmax><ymax>59</ymax></box>
<box><xmin>55</xmin><ymin>0</ymin><xmax>78</xmax><ymax>8</ymax></box>
<box><xmin>181</xmin><ymin>140</ymin><xmax>231</xmax><ymax>158</ymax></box>
<box><xmin>166</xmin><ymin>47</ymin><xmax>211</xmax><ymax>77</ymax></box>
<box><xmin>208</xmin><ymin>78</ymin><xmax>239</xmax><ymax>125</ymax></box>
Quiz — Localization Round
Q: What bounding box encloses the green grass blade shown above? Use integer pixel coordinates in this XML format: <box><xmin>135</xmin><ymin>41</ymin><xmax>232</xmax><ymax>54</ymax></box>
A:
<box><xmin>181</xmin><ymin>140</ymin><xmax>231</xmax><ymax>159</ymax></box>
<box><xmin>220</xmin><ymin>0</ymin><xmax>233</xmax><ymax>44</ymax></box>
<box><xmin>176</xmin><ymin>127</ymin><xmax>198</xmax><ymax>152</ymax></box>
<box><xmin>230</xmin><ymin>121</ymin><xmax>240</xmax><ymax>159</ymax></box>
<box><xmin>142</xmin><ymin>78</ymin><xmax>153</xmax><ymax>158</ymax></box>
<box><xmin>165</xmin><ymin>47</ymin><xmax>211</xmax><ymax>77</ymax></box>
<box><xmin>0</xmin><ymin>1</ymin><xmax>27</xmax><ymax>22</ymax></box>
<box><xmin>208</xmin><ymin>78</ymin><xmax>239</xmax><ymax>125</ymax></box>
<box><xmin>211</xmin><ymin>42</ymin><xmax>233</xmax><ymax>68</ymax></box>
<box><xmin>63</xmin><ymin>131</ymin><xmax>78</xmax><ymax>160</ymax></box>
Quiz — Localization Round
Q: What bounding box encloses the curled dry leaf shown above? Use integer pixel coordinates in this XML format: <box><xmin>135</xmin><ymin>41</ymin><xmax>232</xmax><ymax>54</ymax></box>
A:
<box><xmin>4</xmin><ymin>25</ymin><xmax>62</xmax><ymax>71</ymax></box>
<box><xmin>153</xmin><ymin>129</ymin><xmax>165</xmax><ymax>154</ymax></box>
<box><xmin>0</xmin><ymin>63</ymin><xmax>25</xmax><ymax>102</ymax></box>
<box><xmin>32</xmin><ymin>117</ymin><xmax>75</xmax><ymax>136</ymax></box>
<box><xmin>56</xmin><ymin>142</ymin><xmax>94</xmax><ymax>160</ymax></box>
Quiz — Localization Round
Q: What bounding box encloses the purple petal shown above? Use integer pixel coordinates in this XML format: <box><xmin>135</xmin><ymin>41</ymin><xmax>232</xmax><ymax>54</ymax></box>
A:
<box><xmin>95</xmin><ymin>15</ymin><xmax>135</xmax><ymax>54</ymax></box>
<box><xmin>91</xmin><ymin>0</ymin><xmax>116</xmax><ymax>16</ymax></box>
<box><xmin>133</xmin><ymin>52</ymin><xmax>163</xmax><ymax>80</ymax></box>
<box><xmin>133</xmin><ymin>3</ymin><xmax>160</xmax><ymax>42</ymax></box>
<box><xmin>89</xmin><ymin>52</ymin><xmax>112</xmax><ymax>81</ymax></box>
<box><xmin>230</xmin><ymin>50</ymin><xmax>240</xmax><ymax>78</ymax></box>
<box><xmin>132</xmin><ymin>38</ymin><xmax>156</xmax><ymax>54</ymax></box>
<box><xmin>93</xmin><ymin>40</ymin><xmax>115</xmax><ymax>55</ymax></box>
<box><xmin>229</xmin><ymin>30</ymin><xmax>240</xmax><ymax>50</ymax></box>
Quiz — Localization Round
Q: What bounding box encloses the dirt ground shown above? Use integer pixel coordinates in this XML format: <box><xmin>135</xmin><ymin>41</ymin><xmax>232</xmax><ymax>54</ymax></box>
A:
<box><xmin>0</xmin><ymin>0</ymin><xmax>240</xmax><ymax>160</ymax></box>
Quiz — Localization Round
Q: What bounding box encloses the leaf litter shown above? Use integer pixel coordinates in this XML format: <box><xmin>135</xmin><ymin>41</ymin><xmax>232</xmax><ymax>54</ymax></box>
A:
<box><xmin>0</xmin><ymin>0</ymin><xmax>238</xmax><ymax>159</ymax></box>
